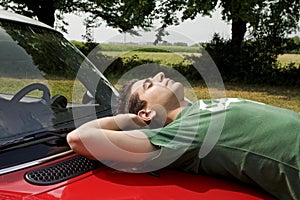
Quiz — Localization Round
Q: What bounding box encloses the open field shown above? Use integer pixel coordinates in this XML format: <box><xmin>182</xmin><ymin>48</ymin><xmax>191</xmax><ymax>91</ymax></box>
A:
<box><xmin>103</xmin><ymin>51</ymin><xmax>194</xmax><ymax>66</ymax></box>
<box><xmin>185</xmin><ymin>82</ymin><xmax>300</xmax><ymax>113</ymax></box>
<box><xmin>0</xmin><ymin>77</ymin><xmax>86</xmax><ymax>103</ymax></box>
<box><xmin>74</xmin><ymin>42</ymin><xmax>300</xmax><ymax>67</ymax></box>
<box><xmin>277</xmin><ymin>54</ymin><xmax>300</xmax><ymax>66</ymax></box>
<box><xmin>2</xmin><ymin>41</ymin><xmax>300</xmax><ymax>113</ymax></box>
<box><xmin>98</xmin><ymin>43</ymin><xmax>201</xmax><ymax>53</ymax></box>
<box><xmin>0</xmin><ymin>77</ymin><xmax>299</xmax><ymax>113</ymax></box>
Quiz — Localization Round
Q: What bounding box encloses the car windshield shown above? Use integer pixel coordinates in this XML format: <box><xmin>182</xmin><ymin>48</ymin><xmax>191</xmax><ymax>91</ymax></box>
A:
<box><xmin>0</xmin><ymin>19</ymin><xmax>117</xmax><ymax>149</ymax></box>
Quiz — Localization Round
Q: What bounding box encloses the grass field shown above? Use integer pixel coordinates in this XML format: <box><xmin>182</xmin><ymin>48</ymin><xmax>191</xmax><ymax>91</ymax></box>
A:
<box><xmin>2</xmin><ymin>42</ymin><xmax>300</xmax><ymax>113</ymax></box>
<box><xmin>277</xmin><ymin>54</ymin><xmax>300</xmax><ymax>66</ymax></box>
<box><xmin>100</xmin><ymin>44</ymin><xmax>299</xmax><ymax>112</ymax></box>
<box><xmin>102</xmin><ymin>43</ymin><xmax>299</xmax><ymax>113</ymax></box>
<box><xmin>0</xmin><ymin>77</ymin><xmax>86</xmax><ymax>103</ymax></box>
<box><xmin>103</xmin><ymin>51</ymin><xmax>194</xmax><ymax>66</ymax></box>
<box><xmin>98</xmin><ymin>43</ymin><xmax>201</xmax><ymax>53</ymax></box>
<box><xmin>184</xmin><ymin>82</ymin><xmax>300</xmax><ymax>113</ymax></box>
<box><xmin>0</xmin><ymin>76</ymin><xmax>299</xmax><ymax>113</ymax></box>
<box><xmin>99</xmin><ymin>45</ymin><xmax>300</xmax><ymax>66</ymax></box>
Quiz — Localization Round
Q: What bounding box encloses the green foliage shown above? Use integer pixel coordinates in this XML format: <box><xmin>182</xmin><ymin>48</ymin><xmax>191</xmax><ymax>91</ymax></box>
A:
<box><xmin>155</xmin><ymin>0</ymin><xmax>300</xmax><ymax>71</ymax></box>
<box><xmin>3</xmin><ymin>0</ymin><xmax>299</xmax><ymax>52</ymax></box>
<box><xmin>0</xmin><ymin>0</ymin><xmax>86</xmax><ymax>28</ymax></box>
<box><xmin>205</xmin><ymin>34</ymin><xmax>300</xmax><ymax>86</ymax></box>
<box><xmin>2</xmin><ymin>21</ymin><xmax>78</xmax><ymax>79</ymax></box>
<box><xmin>290</xmin><ymin>36</ymin><xmax>300</xmax><ymax>54</ymax></box>
<box><xmin>0</xmin><ymin>0</ymin><xmax>156</xmax><ymax>40</ymax></box>
<box><xmin>172</xmin><ymin>61</ymin><xmax>200</xmax><ymax>80</ymax></box>
<box><xmin>71</xmin><ymin>41</ymin><xmax>99</xmax><ymax>55</ymax></box>
<box><xmin>86</xmin><ymin>0</ymin><xmax>156</xmax><ymax>33</ymax></box>
<box><xmin>131</xmin><ymin>48</ymin><xmax>170</xmax><ymax>53</ymax></box>
<box><xmin>103</xmin><ymin>54</ymin><xmax>152</xmax><ymax>77</ymax></box>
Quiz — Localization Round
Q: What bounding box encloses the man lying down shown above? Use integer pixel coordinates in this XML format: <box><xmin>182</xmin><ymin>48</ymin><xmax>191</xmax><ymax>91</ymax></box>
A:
<box><xmin>67</xmin><ymin>72</ymin><xmax>300</xmax><ymax>199</ymax></box>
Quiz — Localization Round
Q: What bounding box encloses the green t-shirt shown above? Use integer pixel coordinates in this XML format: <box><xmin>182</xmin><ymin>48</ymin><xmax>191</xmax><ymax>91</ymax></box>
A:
<box><xmin>141</xmin><ymin>98</ymin><xmax>300</xmax><ymax>199</ymax></box>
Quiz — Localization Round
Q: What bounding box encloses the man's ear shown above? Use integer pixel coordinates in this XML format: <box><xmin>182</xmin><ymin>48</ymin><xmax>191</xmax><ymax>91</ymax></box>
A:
<box><xmin>137</xmin><ymin>109</ymin><xmax>156</xmax><ymax>123</ymax></box>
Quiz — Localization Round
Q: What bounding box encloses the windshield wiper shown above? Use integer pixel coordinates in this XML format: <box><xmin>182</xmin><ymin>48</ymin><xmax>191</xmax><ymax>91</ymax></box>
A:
<box><xmin>0</xmin><ymin>129</ymin><xmax>71</xmax><ymax>152</ymax></box>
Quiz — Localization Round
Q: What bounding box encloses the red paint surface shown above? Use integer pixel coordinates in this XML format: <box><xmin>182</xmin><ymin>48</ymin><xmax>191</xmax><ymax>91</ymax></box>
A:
<box><xmin>0</xmin><ymin>155</ymin><xmax>274</xmax><ymax>200</ymax></box>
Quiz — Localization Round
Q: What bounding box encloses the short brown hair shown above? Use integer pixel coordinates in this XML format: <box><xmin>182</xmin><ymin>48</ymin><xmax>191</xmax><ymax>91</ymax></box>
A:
<box><xmin>114</xmin><ymin>79</ymin><xmax>147</xmax><ymax>115</ymax></box>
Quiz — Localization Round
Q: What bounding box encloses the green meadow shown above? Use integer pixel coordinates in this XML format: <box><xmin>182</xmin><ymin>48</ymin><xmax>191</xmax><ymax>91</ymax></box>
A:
<box><xmin>1</xmin><ymin>43</ymin><xmax>299</xmax><ymax>113</ymax></box>
<box><xmin>99</xmin><ymin>43</ymin><xmax>300</xmax><ymax>113</ymax></box>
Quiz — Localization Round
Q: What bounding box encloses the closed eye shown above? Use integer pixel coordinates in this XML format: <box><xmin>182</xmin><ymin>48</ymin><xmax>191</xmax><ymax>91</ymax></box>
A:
<box><xmin>143</xmin><ymin>79</ymin><xmax>152</xmax><ymax>90</ymax></box>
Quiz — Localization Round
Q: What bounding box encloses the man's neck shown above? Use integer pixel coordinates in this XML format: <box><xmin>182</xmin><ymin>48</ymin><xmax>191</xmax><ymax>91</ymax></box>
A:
<box><xmin>165</xmin><ymin>99</ymin><xmax>191</xmax><ymax>125</ymax></box>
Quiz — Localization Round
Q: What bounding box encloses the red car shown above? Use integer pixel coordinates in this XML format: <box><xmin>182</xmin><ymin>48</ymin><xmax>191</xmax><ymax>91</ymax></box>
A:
<box><xmin>0</xmin><ymin>10</ymin><xmax>274</xmax><ymax>200</ymax></box>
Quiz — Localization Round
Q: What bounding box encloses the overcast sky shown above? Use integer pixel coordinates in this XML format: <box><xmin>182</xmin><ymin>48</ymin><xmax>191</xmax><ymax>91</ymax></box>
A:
<box><xmin>62</xmin><ymin>9</ymin><xmax>232</xmax><ymax>45</ymax></box>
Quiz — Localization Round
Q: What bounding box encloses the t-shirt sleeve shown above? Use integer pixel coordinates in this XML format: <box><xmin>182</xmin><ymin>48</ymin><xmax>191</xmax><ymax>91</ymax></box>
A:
<box><xmin>139</xmin><ymin>102</ymin><xmax>208</xmax><ymax>171</ymax></box>
<box><xmin>141</xmin><ymin>104</ymin><xmax>204</xmax><ymax>150</ymax></box>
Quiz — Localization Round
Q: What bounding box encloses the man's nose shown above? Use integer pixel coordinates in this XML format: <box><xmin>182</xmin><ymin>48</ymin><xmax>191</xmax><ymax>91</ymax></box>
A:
<box><xmin>152</xmin><ymin>72</ymin><xmax>165</xmax><ymax>82</ymax></box>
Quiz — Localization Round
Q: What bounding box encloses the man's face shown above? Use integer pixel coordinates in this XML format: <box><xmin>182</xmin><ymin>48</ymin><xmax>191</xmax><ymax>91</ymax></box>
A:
<box><xmin>131</xmin><ymin>72</ymin><xmax>185</xmax><ymax>110</ymax></box>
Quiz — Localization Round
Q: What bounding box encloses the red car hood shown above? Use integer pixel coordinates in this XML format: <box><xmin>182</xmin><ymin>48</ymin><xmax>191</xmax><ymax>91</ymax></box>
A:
<box><xmin>0</xmin><ymin>154</ymin><xmax>274</xmax><ymax>200</ymax></box>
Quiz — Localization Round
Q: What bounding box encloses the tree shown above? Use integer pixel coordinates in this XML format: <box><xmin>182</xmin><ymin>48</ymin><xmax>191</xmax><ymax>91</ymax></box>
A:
<box><xmin>83</xmin><ymin>0</ymin><xmax>155</xmax><ymax>34</ymax></box>
<box><xmin>0</xmin><ymin>0</ymin><xmax>156</xmax><ymax>36</ymax></box>
<box><xmin>155</xmin><ymin>0</ymin><xmax>300</xmax><ymax>51</ymax></box>
<box><xmin>2</xmin><ymin>0</ymin><xmax>299</xmax><ymax>54</ymax></box>
<box><xmin>0</xmin><ymin>0</ymin><xmax>88</xmax><ymax>28</ymax></box>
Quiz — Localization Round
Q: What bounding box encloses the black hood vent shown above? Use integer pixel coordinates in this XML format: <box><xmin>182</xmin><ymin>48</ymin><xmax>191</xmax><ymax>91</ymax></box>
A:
<box><xmin>25</xmin><ymin>155</ymin><xmax>100</xmax><ymax>185</ymax></box>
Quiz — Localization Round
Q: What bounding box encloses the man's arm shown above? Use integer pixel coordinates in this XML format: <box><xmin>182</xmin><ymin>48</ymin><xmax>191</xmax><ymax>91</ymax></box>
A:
<box><xmin>82</xmin><ymin>114</ymin><xmax>149</xmax><ymax>131</ymax></box>
<box><xmin>67</xmin><ymin>114</ymin><xmax>157</xmax><ymax>162</ymax></box>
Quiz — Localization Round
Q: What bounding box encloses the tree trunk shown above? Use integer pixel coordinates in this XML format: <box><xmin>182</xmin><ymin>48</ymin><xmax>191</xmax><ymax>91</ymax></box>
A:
<box><xmin>231</xmin><ymin>17</ymin><xmax>247</xmax><ymax>51</ymax></box>
<box><xmin>229</xmin><ymin>17</ymin><xmax>247</xmax><ymax>76</ymax></box>
<box><xmin>35</xmin><ymin>0</ymin><xmax>56</xmax><ymax>27</ymax></box>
